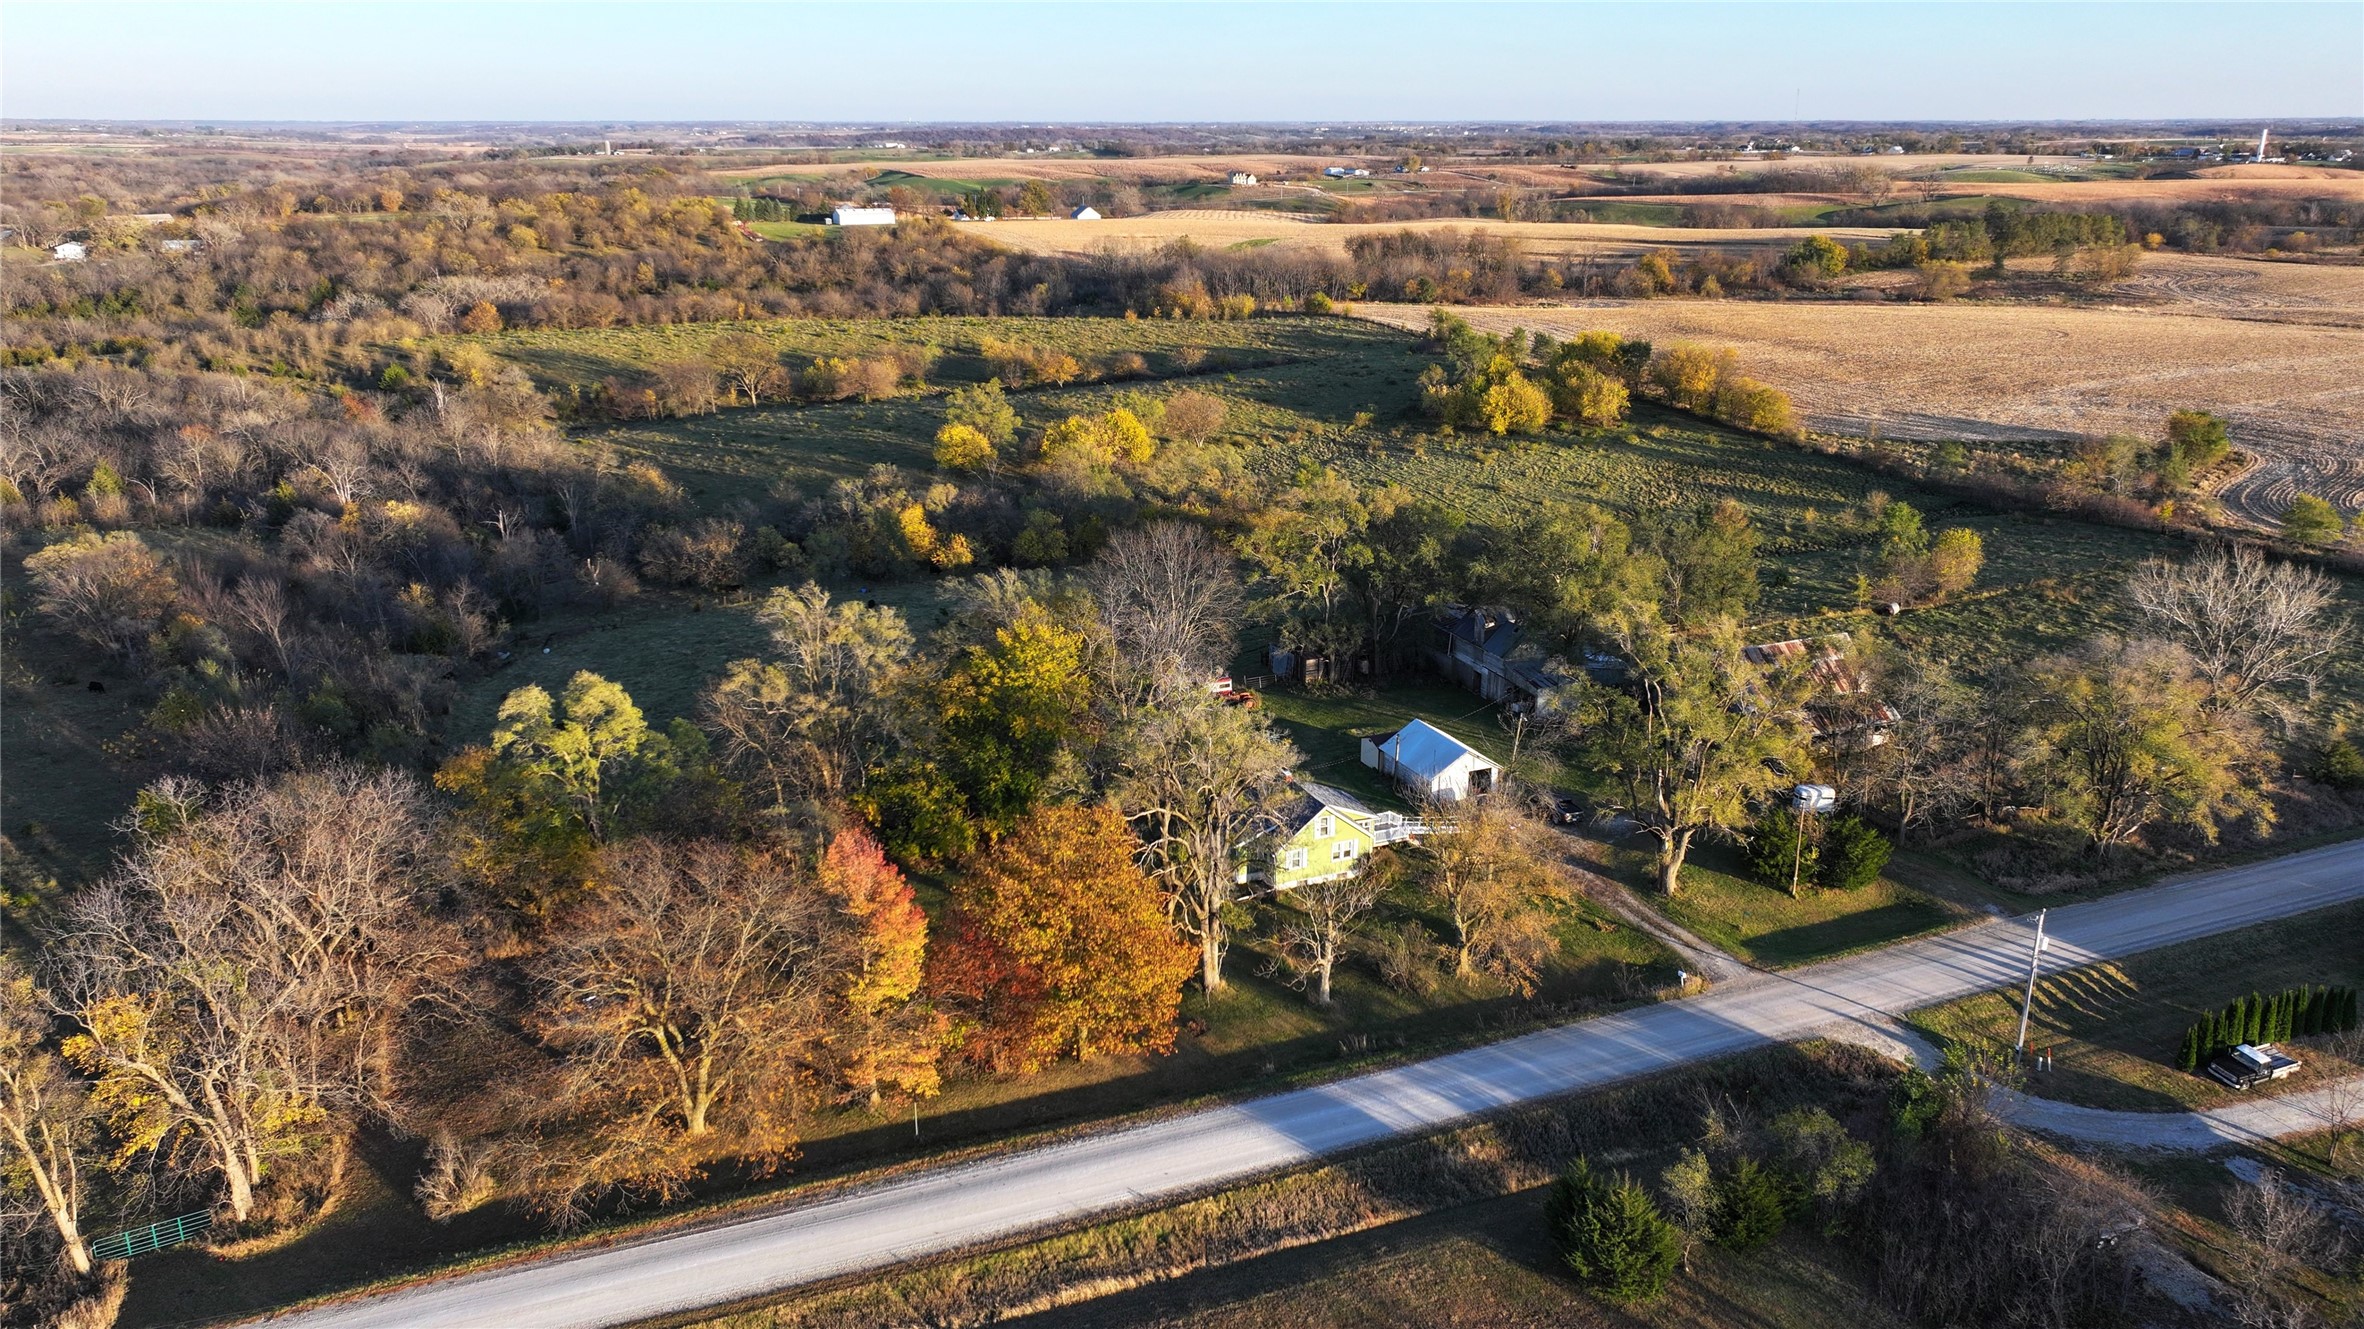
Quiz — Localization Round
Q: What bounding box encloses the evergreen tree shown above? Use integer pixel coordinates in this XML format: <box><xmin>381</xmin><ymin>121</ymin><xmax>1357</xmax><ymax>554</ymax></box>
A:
<box><xmin>1744</xmin><ymin>807</ymin><xmax>1817</xmax><ymax>894</ymax></box>
<box><xmin>1817</xmin><ymin>814</ymin><xmax>1893</xmax><ymax>892</ymax></box>
<box><xmin>1543</xmin><ymin>1158</ymin><xmax>1682</xmax><ymax>1305</ymax></box>
<box><xmin>2177</xmin><ymin>1023</ymin><xmax>2200</xmax><ymax>1071</ymax></box>
<box><xmin>1713</xmin><ymin>1156</ymin><xmax>1789</xmax><ymax>1252</ymax></box>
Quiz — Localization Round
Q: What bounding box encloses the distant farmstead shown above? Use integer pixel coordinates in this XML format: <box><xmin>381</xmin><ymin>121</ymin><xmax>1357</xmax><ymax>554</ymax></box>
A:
<box><xmin>829</xmin><ymin>206</ymin><xmax>897</xmax><ymax>227</ymax></box>
<box><xmin>1227</xmin><ymin>171</ymin><xmax>1259</xmax><ymax>187</ymax></box>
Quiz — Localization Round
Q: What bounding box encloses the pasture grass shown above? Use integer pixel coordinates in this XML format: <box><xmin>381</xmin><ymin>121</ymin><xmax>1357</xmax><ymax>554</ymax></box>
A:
<box><xmin>1907</xmin><ymin>900</ymin><xmax>2364</xmax><ymax>1112</ymax></box>
<box><xmin>447</xmin><ymin>578</ymin><xmax>964</xmax><ymax>745</ymax></box>
<box><xmin>743</xmin><ymin>219</ymin><xmax>826</xmax><ymax>240</ymax></box>
<box><xmin>1558</xmin><ymin>201</ymin><xmax>1686</xmax><ymax>226</ymax></box>
<box><xmin>0</xmin><ymin>622</ymin><xmax>155</xmax><ymax>900</ymax></box>
<box><xmin>455</xmin><ymin>313</ymin><xmax>1347</xmax><ymax>392</ymax></box>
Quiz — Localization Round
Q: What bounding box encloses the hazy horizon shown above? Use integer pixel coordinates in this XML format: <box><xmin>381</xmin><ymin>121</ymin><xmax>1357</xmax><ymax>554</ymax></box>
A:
<box><xmin>7</xmin><ymin>2</ymin><xmax>2360</xmax><ymax>124</ymax></box>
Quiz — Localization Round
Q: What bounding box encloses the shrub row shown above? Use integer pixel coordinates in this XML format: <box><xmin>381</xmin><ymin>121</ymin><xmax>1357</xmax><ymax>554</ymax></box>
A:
<box><xmin>2176</xmin><ymin>985</ymin><xmax>2359</xmax><ymax>1070</ymax></box>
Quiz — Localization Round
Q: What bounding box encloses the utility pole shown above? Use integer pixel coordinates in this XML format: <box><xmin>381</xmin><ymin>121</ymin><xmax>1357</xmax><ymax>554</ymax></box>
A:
<box><xmin>2014</xmin><ymin>909</ymin><xmax>2050</xmax><ymax>1059</ymax></box>
<box><xmin>1789</xmin><ymin>801</ymin><xmax>1808</xmax><ymax>899</ymax></box>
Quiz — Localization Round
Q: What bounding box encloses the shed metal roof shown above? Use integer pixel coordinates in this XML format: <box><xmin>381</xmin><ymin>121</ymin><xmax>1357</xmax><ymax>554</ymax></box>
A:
<box><xmin>1379</xmin><ymin>719</ymin><xmax>1495</xmax><ymax>781</ymax></box>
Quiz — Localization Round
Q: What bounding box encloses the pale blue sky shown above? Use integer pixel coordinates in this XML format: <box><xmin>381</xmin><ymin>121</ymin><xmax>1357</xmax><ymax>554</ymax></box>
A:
<box><xmin>6</xmin><ymin>2</ymin><xmax>2359</xmax><ymax>123</ymax></box>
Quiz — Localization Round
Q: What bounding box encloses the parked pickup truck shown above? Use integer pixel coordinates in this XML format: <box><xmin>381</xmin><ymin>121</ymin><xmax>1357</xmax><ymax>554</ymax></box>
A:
<box><xmin>2207</xmin><ymin>1042</ymin><xmax>2302</xmax><ymax>1091</ymax></box>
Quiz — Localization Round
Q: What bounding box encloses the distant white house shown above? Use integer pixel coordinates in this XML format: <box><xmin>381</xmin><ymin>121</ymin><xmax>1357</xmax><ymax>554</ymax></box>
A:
<box><xmin>829</xmin><ymin>206</ymin><xmax>897</xmax><ymax>227</ymax></box>
<box><xmin>1361</xmin><ymin>719</ymin><xmax>1502</xmax><ymax>802</ymax></box>
<box><xmin>1070</xmin><ymin>206</ymin><xmax>1101</xmax><ymax>221</ymax></box>
<box><xmin>1228</xmin><ymin>171</ymin><xmax>1259</xmax><ymax>187</ymax></box>
<box><xmin>52</xmin><ymin>241</ymin><xmax>88</xmax><ymax>262</ymax></box>
<box><xmin>1323</xmin><ymin>166</ymin><xmax>1372</xmax><ymax>179</ymax></box>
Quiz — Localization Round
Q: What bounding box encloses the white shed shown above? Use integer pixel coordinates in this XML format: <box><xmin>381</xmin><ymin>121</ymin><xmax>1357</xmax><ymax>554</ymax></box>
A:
<box><xmin>829</xmin><ymin>206</ymin><xmax>897</xmax><ymax>227</ymax></box>
<box><xmin>1070</xmin><ymin>206</ymin><xmax>1101</xmax><ymax>221</ymax></box>
<box><xmin>52</xmin><ymin>242</ymin><xmax>88</xmax><ymax>262</ymax></box>
<box><xmin>1361</xmin><ymin>719</ymin><xmax>1502</xmax><ymax>802</ymax></box>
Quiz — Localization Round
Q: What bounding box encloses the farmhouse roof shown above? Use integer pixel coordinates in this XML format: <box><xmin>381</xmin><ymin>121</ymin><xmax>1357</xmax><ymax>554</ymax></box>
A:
<box><xmin>1272</xmin><ymin>780</ymin><xmax>1376</xmax><ymax>837</ymax></box>
<box><xmin>1742</xmin><ymin>634</ymin><xmax>1865</xmax><ymax>695</ymax></box>
<box><xmin>1376</xmin><ymin>720</ymin><xmax>1493</xmax><ymax>781</ymax></box>
<box><xmin>1443</xmin><ymin>607</ymin><xmax>1490</xmax><ymax>648</ymax></box>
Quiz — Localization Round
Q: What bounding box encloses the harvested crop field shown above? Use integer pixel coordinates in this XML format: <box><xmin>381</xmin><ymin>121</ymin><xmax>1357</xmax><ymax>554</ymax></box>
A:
<box><xmin>714</xmin><ymin>154</ymin><xmax>1379</xmax><ymax>184</ymax></box>
<box><xmin>973</xmin><ymin>212</ymin><xmax>1901</xmax><ymax>259</ymax></box>
<box><xmin>1582</xmin><ymin>153</ymin><xmax>2090</xmax><ymax>180</ymax></box>
<box><xmin>2110</xmin><ymin>253</ymin><xmax>2364</xmax><ymax>327</ymax></box>
<box><xmin>1356</xmin><ymin>299</ymin><xmax>2364</xmax><ymax>530</ymax></box>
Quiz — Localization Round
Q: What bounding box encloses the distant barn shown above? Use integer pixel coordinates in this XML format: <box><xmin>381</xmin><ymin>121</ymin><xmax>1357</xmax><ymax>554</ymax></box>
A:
<box><xmin>829</xmin><ymin>206</ymin><xmax>897</xmax><ymax>227</ymax></box>
<box><xmin>1070</xmin><ymin>206</ymin><xmax>1102</xmax><ymax>221</ymax></box>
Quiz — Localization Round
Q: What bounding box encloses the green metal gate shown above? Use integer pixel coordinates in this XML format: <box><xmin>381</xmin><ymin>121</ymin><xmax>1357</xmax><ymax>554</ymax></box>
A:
<box><xmin>89</xmin><ymin>1210</ymin><xmax>213</xmax><ymax>1261</ymax></box>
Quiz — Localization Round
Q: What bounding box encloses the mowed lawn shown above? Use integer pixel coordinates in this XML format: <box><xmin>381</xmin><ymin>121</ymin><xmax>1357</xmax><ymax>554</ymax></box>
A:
<box><xmin>1562</xmin><ymin>832</ymin><xmax>1961</xmax><ymax>970</ymax></box>
<box><xmin>1908</xmin><ymin>900</ymin><xmax>2364</xmax><ymax>1112</ymax></box>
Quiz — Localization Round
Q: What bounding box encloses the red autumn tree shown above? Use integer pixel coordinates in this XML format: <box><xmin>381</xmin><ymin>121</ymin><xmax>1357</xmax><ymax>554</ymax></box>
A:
<box><xmin>817</xmin><ymin>824</ymin><xmax>944</xmax><ymax>1107</ymax></box>
<box><xmin>928</xmin><ymin>805</ymin><xmax>1195</xmax><ymax>1074</ymax></box>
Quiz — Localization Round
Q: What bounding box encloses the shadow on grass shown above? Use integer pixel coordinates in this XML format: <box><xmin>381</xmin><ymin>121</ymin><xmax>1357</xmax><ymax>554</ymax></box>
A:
<box><xmin>1742</xmin><ymin>900</ymin><xmax>1958</xmax><ymax>969</ymax></box>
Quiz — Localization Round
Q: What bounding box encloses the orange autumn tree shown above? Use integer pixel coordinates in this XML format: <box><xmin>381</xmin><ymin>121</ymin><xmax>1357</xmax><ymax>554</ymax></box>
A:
<box><xmin>929</xmin><ymin>805</ymin><xmax>1194</xmax><ymax>1074</ymax></box>
<box><xmin>817</xmin><ymin>824</ymin><xmax>945</xmax><ymax>1107</ymax></box>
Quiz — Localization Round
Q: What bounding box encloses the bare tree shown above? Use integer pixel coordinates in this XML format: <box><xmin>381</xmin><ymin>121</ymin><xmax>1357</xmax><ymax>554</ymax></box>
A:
<box><xmin>1</xmin><ymin>963</ymin><xmax>97</xmax><ymax>1275</ymax></box>
<box><xmin>21</xmin><ymin>531</ymin><xmax>178</xmax><ymax>666</ymax></box>
<box><xmin>2223</xmin><ymin>1167</ymin><xmax>2344</xmax><ymax>1329</ymax></box>
<box><xmin>2311</xmin><ymin>1026</ymin><xmax>2364</xmax><ymax>1166</ymax></box>
<box><xmin>707</xmin><ymin>333</ymin><xmax>785</xmax><ymax>407</ymax></box>
<box><xmin>46</xmin><ymin>767</ymin><xmax>460</xmax><ymax>1223</ymax></box>
<box><xmin>1270</xmin><ymin>855</ymin><xmax>1387</xmax><ymax>1008</ymax></box>
<box><xmin>221</xmin><ymin>575</ymin><xmax>299</xmax><ymax>676</ymax></box>
<box><xmin>2127</xmin><ymin>546</ymin><xmax>2346</xmax><ymax>727</ymax></box>
<box><xmin>1862</xmin><ymin>652</ymin><xmax>1976</xmax><ymax>842</ymax></box>
<box><xmin>1088</xmin><ymin>521</ymin><xmax>1245</xmax><ymax>698</ymax></box>
<box><xmin>1418</xmin><ymin>797</ymin><xmax>1567</xmax><ymax>995</ymax></box>
<box><xmin>1113</xmin><ymin>691</ymin><xmax>1300</xmax><ymax>992</ymax></box>
<box><xmin>529</xmin><ymin>840</ymin><xmax>838</xmax><ymax>1140</ymax></box>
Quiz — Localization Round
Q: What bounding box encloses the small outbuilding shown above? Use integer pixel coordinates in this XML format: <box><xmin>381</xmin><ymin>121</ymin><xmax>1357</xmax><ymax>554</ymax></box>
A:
<box><xmin>1362</xmin><ymin>719</ymin><xmax>1501</xmax><ymax>803</ymax></box>
<box><xmin>1070</xmin><ymin>206</ymin><xmax>1101</xmax><ymax>221</ymax></box>
<box><xmin>52</xmin><ymin>241</ymin><xmax>88</xmax><ymax>262</ymax></box>
<box><xmin>829</xmin><ymin>206</ymin><xmax>897</xmax><ymax>227</ymax></box>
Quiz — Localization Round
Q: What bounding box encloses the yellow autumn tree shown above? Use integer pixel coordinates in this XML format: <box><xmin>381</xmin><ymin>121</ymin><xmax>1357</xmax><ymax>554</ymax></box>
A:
<box><xmin>933</xmin><ymin>422</ymin><xmax>997</xmax><ymax>473</ymax></box>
